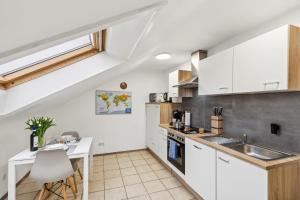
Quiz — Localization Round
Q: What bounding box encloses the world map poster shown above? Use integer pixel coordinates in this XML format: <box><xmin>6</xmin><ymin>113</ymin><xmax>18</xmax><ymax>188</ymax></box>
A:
<box><xmin>95</xmin><ymin>90</ymin><xmax>132</xmax><ymax>115</ymax></box>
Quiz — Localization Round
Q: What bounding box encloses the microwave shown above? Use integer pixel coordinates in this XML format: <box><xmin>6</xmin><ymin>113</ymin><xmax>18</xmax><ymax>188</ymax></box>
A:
<box><xmin>149</xmin><ymin>93</ymin><xmax>169</xmax><ymax>103</ymax></box>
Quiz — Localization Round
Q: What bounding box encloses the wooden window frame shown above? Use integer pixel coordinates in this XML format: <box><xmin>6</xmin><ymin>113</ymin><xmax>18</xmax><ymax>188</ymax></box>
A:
<box><xmin>0</xmin><ymin>29</ymin><xmax>107</xmax><ymax>89</ymax></box>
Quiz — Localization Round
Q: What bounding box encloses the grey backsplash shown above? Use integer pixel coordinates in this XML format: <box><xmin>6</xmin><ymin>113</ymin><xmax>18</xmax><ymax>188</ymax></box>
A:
<box><xmin>182</xmin><ymin>89</ymin><xmax>300</xmax><ymax>153</ymax></box>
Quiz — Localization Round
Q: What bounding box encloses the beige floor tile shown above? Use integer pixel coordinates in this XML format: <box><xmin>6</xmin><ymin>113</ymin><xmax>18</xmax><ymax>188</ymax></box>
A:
<box><xmin>129</xmin><ymin>154</ymin><xmax>144</xmax><ymax>161</ymax></box>
<box><xmin>128</xmin><ymin>195</ymin><xmax>151</xmax><ymax>200</ymax></box>
<box><xmin>150</xmin><ymin>190</ymin><xmax>174</xmax><ymax>200</ymax></box>
<box><xmin>93</xmin><ymin>171</ymin><xmax>104</xmax><ymax>181</ymax></box>
<box><xmin>118</xmin><ymin>157</ymin><xmax>131</xmax><ymax>163</ymax></box>
<box><xmin>125</xmin><ymin>183</ymin><xmax>147</xmax><ymax>198</ymax></box>
<box><xmin>154</xmin><ymin>169</ymin><xmax>172</xmax><ymax>179</ymax></box>
<box><xmin>116</xmin><ymin>152</ymin><xmax>129</xmax><ymax>158</ymax></box>
<box><xmin>89</xmin><ymin>180</ymin><xmax>105</xmax><ymax>192</ymax></box>
<box><xmin>104</xmin><ymin>163</ymin><xmax>120</xmax><ymax>171</ymax></box>
<box><xmin>142</xmin><ymin>154</ymin><xmax>154</xmax><ymax>159</ymax></box>
<box><xmin>105</xmin><ymin>177</ymin><xmax>124</xmax><ymax>189</ymax></box>
<box><xmin>143</xmin><ymin>180</ymin><xmax>166</xmax><ymax>194</ymax></box>
<box><xmin>89</xmin><ymin>191</ymin><xmax>104</xmax><ymax>200</ymax></box>
<box><xmin>16</xmin><ymin>191</ymin><xmax>38</xmax><ymax>200</ymax></box>
<box><xmin>104</xmin><ymin>158</ymin><xmax>119</xmax><ymax>165</ymax></box>
<box><xmin>94</xmin><ymin>159</ymin><xmax>104</xmax><ymax>166</ymax></box>
<box><xmin>123</xmin><ymin>174</ymin><xmax>142</xmax><ymax>186</ymax></box>
<box><xmin>149</xmin><ymin>163</ymin><xmax>164</xmax><ymax>171</ymax></box>
<box><xmin>128</xmin><ymin>151</ymin><xmax>142</xmax><ymax>156</ymax></box>
<box><xmin>105</xmin><ymin>169</ymin><xmax>121</xmax><ymax>179</ymax></box>
<box><xmin>93</xmin><ymin>165</ymin><xmax>104</xmax><ymax>173</ymax></box>
<box><xmin>121</xmin><ymin>167</ymin><xmax>138</xmax><ymax>176</ymax></box>
<box><xmin>139</xmin><ymin>171</ymin><xmax>158</xmax><ymax>182</ymax></box>
<box><xmin>17</xmin><ymin>182</ymin><xmax>41</xmax><ymax>195</ymax></box>
<box><xmin>105</xmin><ymin>187</ymin><xmax>127</xmax><ymax>200</ymax></box>
<box><xmin>145</xmin><ymin>158</ymin><xmax>159</xmax><ymax>165</ymax></box>
<box><xmin>135</xmin><ymin>165</ymin><xmax>152</xmax><ymax>174</ymax></box>
<box><xmin>104</xmin><ymin>154</ymin><xmax>117</xmax><ymax>159</ymax></box>
<box><xmin>119</xmin><ymin>161</ymin><xmax>133</xmax><ymax>169</ymax></box>
<box><xmin>132</xmin><ymin>159</ymin><xmax>147</xmax><ymax>166</ymax></box>
<box><xmin>161</xmin><ymin>177</ymin><xmax>182</xmax><ymax>189</ymax></box>
<box><xmin>169</xmin><ymin>187</ymin><xmax>194</xmax><ymax>200</ymax></box>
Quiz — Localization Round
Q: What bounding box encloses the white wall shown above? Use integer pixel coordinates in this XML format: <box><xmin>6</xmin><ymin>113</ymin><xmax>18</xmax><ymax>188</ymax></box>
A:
<box><xmin>208</xmin><ymin>6</ymin><xmax>300</xmax><ymax>55</ymax></box>
<box><xmin>0</xmin><ymin>68</ymin><xmax>167</xmax><ymax>197</ymax></box>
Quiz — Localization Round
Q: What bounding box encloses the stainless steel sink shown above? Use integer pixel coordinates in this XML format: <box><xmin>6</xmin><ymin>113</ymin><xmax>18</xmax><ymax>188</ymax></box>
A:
<box><xmin>228</xmin><ymin>143</ymin><xmax>294</xmax><ymax>161</ymax></box>
<box><xmin>202</xmin><ymin>136</ymin><xmax>241</xmax><ymax>145</ymax></box>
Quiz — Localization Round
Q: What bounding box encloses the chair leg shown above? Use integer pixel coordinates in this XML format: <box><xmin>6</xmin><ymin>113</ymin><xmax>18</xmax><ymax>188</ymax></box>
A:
<box><xmin>44</xmin><ymin>183</ymin><xmax>53</xmax><ymax>200</ymax></box>
<box><xmin>77</xmin><ymin>168</ymin><xmax>83</xmax><ymax>180</ymax></box>
<box><xmin>62</xmin><ymin>184</ymin><xmax>68</xmax><ymax>200</ymax></box>
<box><xmin>38</xmin><ymin>187</ymin><xmax>45</xmax><ymax>200</ymax></box>
<box><xmin>73</xmin><ymin>174</ymin><xmax>78</xmax><ymax>193</ymax></box>
<box><xmin>67</xmin><ymin>177</ymin><xmax>77</xmax><ymax>199</ymax></box>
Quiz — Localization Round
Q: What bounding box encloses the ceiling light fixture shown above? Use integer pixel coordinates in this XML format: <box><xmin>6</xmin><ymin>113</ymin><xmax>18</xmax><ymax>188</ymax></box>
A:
<box><xmin>155</xmin><ymin>53</ymin><xmax>171</xmax><ymax>60</ymax></box>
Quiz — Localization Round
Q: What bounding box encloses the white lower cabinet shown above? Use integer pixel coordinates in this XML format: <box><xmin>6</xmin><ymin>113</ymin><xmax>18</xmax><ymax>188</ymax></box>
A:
<box><xmin>186</xmin><ymin>138</ymin><xmax>216</xmax><ymax>200</ymax></box>
<box><xmin>158</xmin><ymin>127</ymin><xmax>168</xmax><ymax>162</ymax></box>
<box><xmin>145</xmin><ymin>104</ymin><xmax>160</xmax><ymax>154</ymax></box>
<box><xmin>217</xmin><ymin>151</ymin><xmax>268</xmax><ymax>200</ymax></box>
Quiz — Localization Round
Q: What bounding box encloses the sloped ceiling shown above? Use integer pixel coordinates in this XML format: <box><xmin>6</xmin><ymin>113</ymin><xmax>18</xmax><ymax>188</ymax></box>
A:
<box><xmin>1</xmin><ymin>0</ymin><xmax>300</xmax><ymax>117</ymax></box>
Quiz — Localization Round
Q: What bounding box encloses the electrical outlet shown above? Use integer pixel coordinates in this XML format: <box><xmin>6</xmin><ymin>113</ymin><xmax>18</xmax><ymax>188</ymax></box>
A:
<box><xmin>98</xmin><ymin>142</ymin><xmax>104</xmax><ymax>146</ymax></box>
<box><xmin>2</xmin><ymin>173</ymin><xmax>6</xmax><ymax>181</ymax></box>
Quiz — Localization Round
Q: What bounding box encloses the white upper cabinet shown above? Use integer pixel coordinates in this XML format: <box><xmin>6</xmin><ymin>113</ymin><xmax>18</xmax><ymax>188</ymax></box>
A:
<box><xmin>197</xmin><ymin>24</ymin><xmax>300</xmax><ymax>95</ymax></box>
<box><xmin>169</xmin><ymin>70</ymin><xmax>179</xmax><ymax>97</ymax></box>
<box><xmin>198</xmin><ymin>48</ymin><xmax>233</xmax><ymax>95</ymax></box>
<box><xmin>233</xmin><ymin>25</ymin><xmax>289</xmax><ymax>93</ymax></box>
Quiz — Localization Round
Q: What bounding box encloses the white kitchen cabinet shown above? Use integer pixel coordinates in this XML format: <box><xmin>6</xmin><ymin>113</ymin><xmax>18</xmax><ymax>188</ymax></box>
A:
<box><xmin>186</xmin><ymin>138</ymin><xmax>216</xmax><ymax>200</ymax></box>
<box><xmin>217</xmin><ymin>151</ymin><xmax>268</xmax><ymax>200</ymax></box>
<box><xmin>169</xmin><ymin>70</ymin><xmax>179</xmax><ymax>98</ymax></box>
<box><xmin>233</xmin><ymin>25</ymin><xmax>289</xmax><ymax>93</ymax></box>
<box><xmin>146</xmin><ymin>104</ymin><xmax>160</xmax><ymax>154</ymax></box>
<box><xmin>158</xmin><ymin>127</ymin><xmax>168</xmax><ymax>162</ymax></box>
<box><xmin>198</xmin><ymin>48</ymin><xmax>233</xmax><ymax>95</ymax></box>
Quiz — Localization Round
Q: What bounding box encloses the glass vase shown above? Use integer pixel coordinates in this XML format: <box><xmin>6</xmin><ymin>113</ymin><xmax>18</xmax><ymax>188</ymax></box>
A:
<box><xmin>38</xmin><ymin>135</ymin><xmax>46</xmax><ymax>148</ymax></box>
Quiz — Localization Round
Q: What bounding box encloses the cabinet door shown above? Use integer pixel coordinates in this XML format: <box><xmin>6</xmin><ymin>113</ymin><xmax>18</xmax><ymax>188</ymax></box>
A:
<box><xmin>233</xmin><ymin>25</ymin><xmax>289</xmax><ymax>93</ymax></box>
<box><xmin>159</xmin><ymin>128</ymin><xmax>168</xmax><ymax>162</ymax></box>
<box><xmin>169</xmin><ymin>71</ymin><xmax>179</xmax><ymax>97</ymax></box>
<box><xmin>198</xmin><ymin>48</ymin><xmax>233</xmax><ymax>95</ymax></box>
<box><xmin>217</xmin><ymin>151</ymin><xmax>268</xmax><ymax>200</ymax></box>
<box><xmin>145</xmin><ymin>104</ymin><xmax>160</xmax><ymax>152</ymax></box>
<box><xmin>186</xmin><ymin>138</ymin><xmax>216</xmax><ymax>200</ymax></box>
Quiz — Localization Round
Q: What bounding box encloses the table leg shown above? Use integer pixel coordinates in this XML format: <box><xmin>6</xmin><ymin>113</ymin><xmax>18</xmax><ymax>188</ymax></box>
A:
<box><xmin>82</xmin><ymin>154</ymin><xmax>89</xmax><ymax>200</ymax></box>
<box><xmin>89</xmin><ymin>153</ymin><xmax>94</xmax><ymax>180</ymax></box>
<box><xmin>8</xmin><ymin>161</ymin><xmax>16</xmax><ymax>200</ymax></box>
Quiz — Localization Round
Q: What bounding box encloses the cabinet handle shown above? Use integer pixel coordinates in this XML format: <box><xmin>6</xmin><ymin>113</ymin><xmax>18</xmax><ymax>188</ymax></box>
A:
<box><xmin>263</xmin><ymin>81</ymin><xmax>280</xmax><ymax>85</ymax></box>
<box><xmin>193</xmin><ymin>145</ymin><xmax>202</xmax><ymax>150</ymax></box>
<box><xmin>219</xmin><ymin>87</ymin><xmax>229</xmax><ymax>90</ymax></box>
<box><xmin>218</xmin><ymin>156</ymin><xmax>230</xmax><ymax>164</ymax></box>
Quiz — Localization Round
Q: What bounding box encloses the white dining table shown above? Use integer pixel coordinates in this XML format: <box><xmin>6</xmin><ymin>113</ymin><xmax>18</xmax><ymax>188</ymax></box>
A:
<box><xmin>8</xmin><ymin>137</ymin><xmax>94</xmax><ymax>200</ymax></box>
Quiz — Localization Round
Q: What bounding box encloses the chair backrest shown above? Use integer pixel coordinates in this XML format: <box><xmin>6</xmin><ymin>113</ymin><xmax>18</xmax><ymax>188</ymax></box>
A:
<box><xmin>61</xmin><ymin>131</ymin><xmax>79</xmax><ymax>138</ymax></box>
<box><xmin>30</xmin><ymin>149</ymin><xmax>74</xmax><ymax>184</ymax></box>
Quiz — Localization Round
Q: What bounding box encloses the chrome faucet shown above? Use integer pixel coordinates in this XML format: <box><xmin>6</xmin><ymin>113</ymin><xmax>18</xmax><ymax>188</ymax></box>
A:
<box><xmin>242</xmin><ymin>133</ymin><xmax>247</xmax><ymax>144</ymax></box>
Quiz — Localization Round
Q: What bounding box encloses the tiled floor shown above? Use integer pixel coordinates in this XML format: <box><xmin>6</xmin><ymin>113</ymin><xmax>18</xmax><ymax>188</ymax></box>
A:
<box><xmin>12</xmin><ymin>149</ymin><xmax>195</xmax><ymax>200</ymax></box>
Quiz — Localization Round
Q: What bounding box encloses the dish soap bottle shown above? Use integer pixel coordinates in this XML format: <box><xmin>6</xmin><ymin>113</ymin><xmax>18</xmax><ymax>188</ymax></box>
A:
<box><xmin>30</xmin><ymin>129</ymin><xmax>38</xmax><ymax>151</ymax></box>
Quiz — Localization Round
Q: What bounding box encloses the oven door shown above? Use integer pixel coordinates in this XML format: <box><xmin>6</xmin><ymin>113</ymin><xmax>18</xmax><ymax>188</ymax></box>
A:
<box><xmin>167</xmin><ymin>136</ymin><xmax>185</xmax><ymax>174</ymax></box>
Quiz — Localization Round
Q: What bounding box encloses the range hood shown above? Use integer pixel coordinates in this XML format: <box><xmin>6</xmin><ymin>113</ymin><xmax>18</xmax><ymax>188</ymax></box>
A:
<box><xmin>173</xmin><ymin>50</ymin><xmax>207</xmax><ymax>88</ymax></box>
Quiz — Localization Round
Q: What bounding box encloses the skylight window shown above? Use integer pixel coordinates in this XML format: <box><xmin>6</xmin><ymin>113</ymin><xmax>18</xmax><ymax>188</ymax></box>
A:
<box><xmin>0</xmin><ymin>30</ymin><xmax>106</xmax><ymax>89</ymax></box>
<box><xmin>0</xmin><ymin>34</ymin><xmax>93</xmax><ymax>76</ymax></box>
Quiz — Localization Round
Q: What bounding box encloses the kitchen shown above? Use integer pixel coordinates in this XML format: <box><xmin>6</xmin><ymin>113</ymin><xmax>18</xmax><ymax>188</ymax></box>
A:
<box><xmin>2</xmin><ymin>1</ymin><xmax>300</xmax><ymax>200</ymax></box>
<box><xmin>146</xmin><ymin>24</ymin><xmax>300</xmax><ymax>200</ymax></box>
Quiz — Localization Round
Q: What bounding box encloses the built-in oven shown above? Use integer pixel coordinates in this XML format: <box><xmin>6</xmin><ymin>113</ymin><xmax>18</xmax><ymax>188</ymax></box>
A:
<box><xmin>167</xmin><ymin>132</ymin><xmax>185</xmax><ymax>174</ymax></box>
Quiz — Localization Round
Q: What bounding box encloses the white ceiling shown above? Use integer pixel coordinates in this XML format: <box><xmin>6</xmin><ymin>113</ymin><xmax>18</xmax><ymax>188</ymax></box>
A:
<box><xmin>108</xmin><ymin>0</ymin><xmax>300</xmax><ymax>70</ymax></box>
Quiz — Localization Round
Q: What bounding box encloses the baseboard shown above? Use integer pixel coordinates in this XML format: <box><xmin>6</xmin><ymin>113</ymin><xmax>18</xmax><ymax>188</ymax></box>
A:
<box><xmin>93</xmin><ymin>148</ymin><xmax>148</xmax><ymax>157</ymax></box>
<box><xmin>147</xmin><ymin>148</ymin><xmax>204</xmax><ymax>200</ymax></box>
<box><xmin>0</xmin><ymin>172</ymin><xmax>30</xmax><ymax>200</ymax></box>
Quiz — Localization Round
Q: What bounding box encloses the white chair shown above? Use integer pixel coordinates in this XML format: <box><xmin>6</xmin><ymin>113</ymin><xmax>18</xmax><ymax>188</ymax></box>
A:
<box><xmin>30</xmin><ymin>149</ymin><xmax>77</xmax><ymax>200</ymax></box>
<box><xmin>61</xmin><ymin>131</ymin><xmax>82</xmax><ymax>192</ymax></box>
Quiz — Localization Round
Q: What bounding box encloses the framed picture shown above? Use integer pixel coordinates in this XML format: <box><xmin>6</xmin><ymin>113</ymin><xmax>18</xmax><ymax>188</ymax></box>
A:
<box><xmin>95</xmin><ymin>90</ymin><xmax>132</xmax><ymax>115</ymax></box>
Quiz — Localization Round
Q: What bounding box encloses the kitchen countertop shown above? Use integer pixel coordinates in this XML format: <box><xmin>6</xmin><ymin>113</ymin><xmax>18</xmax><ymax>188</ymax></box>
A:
<box><xmin>160</xmin><ymin>124</ymin><xmax>300</xmax><ymax>170</ymax></box>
